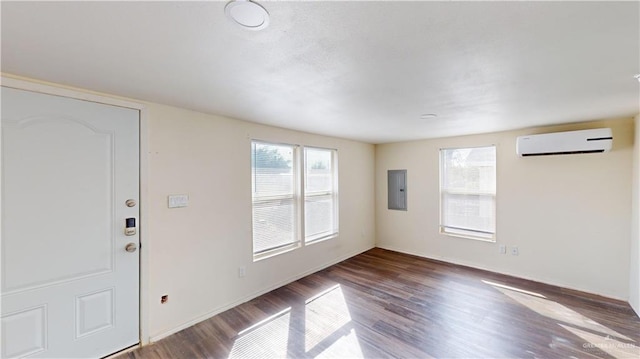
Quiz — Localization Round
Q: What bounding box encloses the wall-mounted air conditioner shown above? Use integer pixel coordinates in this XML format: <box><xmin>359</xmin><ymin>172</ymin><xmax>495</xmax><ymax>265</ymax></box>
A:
<box><xmin>516</xmin><ymin>128</ymin><xmax>613</xmax><ymax>157</ymax></box>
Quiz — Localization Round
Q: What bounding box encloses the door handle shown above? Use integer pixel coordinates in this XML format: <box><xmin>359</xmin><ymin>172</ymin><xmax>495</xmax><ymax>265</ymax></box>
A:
<box><xmin>125</xmin><ymin>243</ymin><xmax>138</xmax><ymax>253</ymax></box>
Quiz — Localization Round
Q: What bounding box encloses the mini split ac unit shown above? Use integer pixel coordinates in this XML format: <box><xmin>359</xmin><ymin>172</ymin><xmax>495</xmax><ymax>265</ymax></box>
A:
<box><xmin>516</xmin><ymin>128</ymin><xmax>613</xmax><ymax>157</ymax></box>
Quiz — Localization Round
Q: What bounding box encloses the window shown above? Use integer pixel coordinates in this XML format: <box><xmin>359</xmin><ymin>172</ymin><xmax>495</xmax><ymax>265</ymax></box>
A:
<box><xmin>251</xmin><ymin>141</ymin><xmax>338</xmax><ymax>259</ymax></box>
<box><xmin>440</xmin><ymin>146</ymin><xmax>496</xmax><ymax>240</ymax></box>
<box><xmin>304</xmin><ymin>147</ymin><xmax>338</xmax><ymax>242</ymax></box>
<box><xmin>252</xmin><ymin>142</ymin><xmax>299</xmax><ymax>256</ymax></box>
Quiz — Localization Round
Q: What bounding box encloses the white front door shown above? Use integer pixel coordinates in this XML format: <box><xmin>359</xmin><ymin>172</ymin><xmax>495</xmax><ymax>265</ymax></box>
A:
<box><xmin>1</xmin><ymin>87</ymin><xmax>140</xmax><ymax>358</ymax></box>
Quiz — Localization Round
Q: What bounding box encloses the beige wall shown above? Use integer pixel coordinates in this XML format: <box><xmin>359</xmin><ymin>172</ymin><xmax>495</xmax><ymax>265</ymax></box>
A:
<box><xmin>375</xmin><ymin>118</ymin><xmax>634</xmax><ymax>300</ymax></box>
<box><xmin>146</xmin><ymin>103</ymin><xmax>376</xmax><ymax>339</ymax></box>
<box><xmin>630</xmin><ymin>114</ymin><xmax>640</xmax><ymax>315</ymax></box>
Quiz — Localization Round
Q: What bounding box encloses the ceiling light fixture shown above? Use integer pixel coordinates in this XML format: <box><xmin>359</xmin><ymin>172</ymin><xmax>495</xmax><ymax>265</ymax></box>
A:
<box><xmin>420</xmin><ymin>113</ymin><xmax>438</xmax><ymax>120</ymax></box>
<box><xmin>225</xmin><ymin>0</ymin><xmax>270</xmax><ymax>31</ymax></box>
<box><xmin>634</xmin><ymin>74</ymin><xmax>640</xmax><ymax>82</ymax></box>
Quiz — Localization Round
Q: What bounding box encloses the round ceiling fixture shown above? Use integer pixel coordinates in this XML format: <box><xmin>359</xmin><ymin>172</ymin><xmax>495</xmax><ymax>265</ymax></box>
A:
<box><xmin>225</xmin><ymin>0</ymin><xmax>270</xmax><ymax>31</ymax></box>
<box><xmin>419</xmin><ymin>113</ymin><xmax>438</xmax><ymax>120</ymax></box>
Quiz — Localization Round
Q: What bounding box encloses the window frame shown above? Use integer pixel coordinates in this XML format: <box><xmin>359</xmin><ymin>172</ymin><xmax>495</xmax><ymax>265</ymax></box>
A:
<box><xmin>439</xmin><ymin>145</ymin><xmax>497</xmax><ymax>242</ymax></box>
<box><xmin>251</xmin><ymin>141</ymin><xmax>302</xmax><ymax>260</ymax></box>
<box><xmin>251</xmin><ymin>140</ymin><xmax>339</xmax><ymax>261</ymax></box>
<box><xmin>303</xmin><ymin>146</ymin><xmax>339</xmax><ymax>244</ymax></box>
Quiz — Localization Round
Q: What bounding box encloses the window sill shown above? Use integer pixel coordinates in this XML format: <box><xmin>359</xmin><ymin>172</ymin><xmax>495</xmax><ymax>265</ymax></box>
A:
<box><xmin>253</xmin><ymin>242</ymin><xmax>301</xmax><ymax>262</ymax></box>
<box><xmin>440</xmin><ymin>229</ymin><xmax>496</xmax><ymax>243</ymax></box>
<box><xmin>306</xmin><ymin>232</ymin><xmax>338</xmax><ymax>245</ymax></box>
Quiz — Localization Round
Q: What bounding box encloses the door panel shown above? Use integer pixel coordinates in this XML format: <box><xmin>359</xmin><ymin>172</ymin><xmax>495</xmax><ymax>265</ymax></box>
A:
<box><xmin>1</xmin><ymin>305</ymin><xmax>47</xmax><ymax>358</ymax></box>
<box><xmin>1</xmin><ymin>87</ymin><xmax>140</xmax><ymax>358</ymax></box>
<box><xmin>3</xmin><ymin>117</ymin><xmax>114</xmax><ymax>293</ymax></box>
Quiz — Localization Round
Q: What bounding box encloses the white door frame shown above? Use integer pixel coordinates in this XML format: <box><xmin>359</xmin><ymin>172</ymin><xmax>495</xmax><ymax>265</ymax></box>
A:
<box><xmin>0</xmin><ymin>74</ymin><xmax>151</xmax><ymax>347</ymax></box>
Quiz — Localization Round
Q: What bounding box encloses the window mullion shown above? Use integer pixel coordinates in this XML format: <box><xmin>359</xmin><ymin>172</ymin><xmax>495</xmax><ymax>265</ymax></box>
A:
<box><xmin>297</xmin><ymin>145</ymin><xmax>305</xmax><ymax>248</ymax></box>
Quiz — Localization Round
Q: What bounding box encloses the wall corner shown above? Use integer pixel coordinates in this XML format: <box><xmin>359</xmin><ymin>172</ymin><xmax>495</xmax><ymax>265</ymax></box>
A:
<box><xmin>630</xmin><ymin>114</ymin><xmax>640</xmax><ymax>317</ymax></box>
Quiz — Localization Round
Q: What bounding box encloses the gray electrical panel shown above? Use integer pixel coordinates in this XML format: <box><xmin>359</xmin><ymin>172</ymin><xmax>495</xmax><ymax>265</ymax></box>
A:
<box><xmin>388</xmin><ymin>169</ymin><xmax>407</xmax><ymax>210</ymax></box>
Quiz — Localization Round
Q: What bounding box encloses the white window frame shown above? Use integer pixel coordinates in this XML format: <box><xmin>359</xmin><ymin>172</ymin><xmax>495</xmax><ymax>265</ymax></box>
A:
<box><xmin>251</xmin><ymin>141</ymin><xmax>339</xmax><ymax>261</ymax></box>
<box><xmin>251</xmin><ymin>141</ymin><xmax>302</xmax><ymax>260</ymax></box>
<box><xmin>439</xmin><ymin>145</ymin><xmax>496</xmax><ymax>242</ymax></box>
<box><xmin>303</xmin><ymin>146</ymin><xmax>339</xmax><ymax>244</ymax></box>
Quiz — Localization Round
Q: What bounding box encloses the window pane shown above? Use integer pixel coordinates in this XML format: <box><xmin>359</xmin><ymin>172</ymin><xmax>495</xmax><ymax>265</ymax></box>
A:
<box><xmin>440</xmin><ymin>146</ymin><xmax>496</xmax><ymax>239</ymax></box>
<box><xmin>252</xmin><ymin>142</ymin><xmax>294</xmax><ymax>197</ymax></box>
<box><xmin>252</xmin><ymin>198</ymin><xmax>296</xmax><ymax>254</ymax></box>
<box><xmin>304</xmin><ymin>147</ymin><xmax>337</xmax><ymax>242</ymax></box>
<box><xmin>305</xmin><ymin>148</ymin><xmax>332</xmax><ymax>193</ymax></box>
<box><xmin>252</xmin><ymin>141</ymin><xmax>297</xmax><ymax>256</ymax></box>
<box><xmin>442</xmin><ymin>193</ymin><xmax>495</xmax><ymax>233</ymax></box>
<box><xmin>305</xmin><ymin>194</ymin><xmax>334</xmax><ymax>240</ymax></box>
<box><xmin>442</xmin><ymin>147</ymin><xmax>496</xmax><ymax>193</ymax></box>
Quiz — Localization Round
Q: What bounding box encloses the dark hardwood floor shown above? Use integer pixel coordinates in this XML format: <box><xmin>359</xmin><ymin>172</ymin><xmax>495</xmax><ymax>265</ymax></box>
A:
<box><xmin>120</xmin><ymin>248</ymin><xmax>640</xmax><ymax>358</ymax></box>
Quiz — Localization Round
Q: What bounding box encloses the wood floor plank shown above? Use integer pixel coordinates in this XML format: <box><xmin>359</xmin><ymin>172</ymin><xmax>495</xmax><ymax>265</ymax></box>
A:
<box><xmin>120</xmin><ymin>248</ymin><xmax>640</xmax><ymax>358</ymax></box>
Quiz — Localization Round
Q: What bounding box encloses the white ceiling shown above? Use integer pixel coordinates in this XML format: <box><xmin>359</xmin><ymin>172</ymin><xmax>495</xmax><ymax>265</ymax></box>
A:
<box><xmin>2</xmin><ymin>1</ymin><xmax>638</xmax><ymax>144</ymax></box>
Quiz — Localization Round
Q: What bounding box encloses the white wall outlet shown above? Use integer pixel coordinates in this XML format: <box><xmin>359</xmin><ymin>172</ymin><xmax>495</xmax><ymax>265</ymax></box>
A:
<box><xmin>168</xmin><ymin>194</ymin><xmax>189</xmax><ymax>208</ymax></box>
<box><xmin>511</xmin><ymin>246</ymin><xmax>519</xmax><ymax>256</ymax></box>
<box><xmin>238</xmin><ymin>266</ymin><xmax>246</xmax><ymax>278</ymax></box>
<box><xmin>499</xmin><ymin>245</ymin><xmax>507</xmax><ymax>254</ymax></box>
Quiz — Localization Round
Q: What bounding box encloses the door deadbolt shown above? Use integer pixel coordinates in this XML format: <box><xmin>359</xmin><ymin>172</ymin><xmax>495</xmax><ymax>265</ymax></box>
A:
<box><xmin>125</xmin><ymin>199</ymin><xmax>137</xmax><ymax>207</ymax></box>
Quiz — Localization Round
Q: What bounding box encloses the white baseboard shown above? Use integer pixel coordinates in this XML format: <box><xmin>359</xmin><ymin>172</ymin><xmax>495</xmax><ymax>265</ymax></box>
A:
<box><xmin>375</xmin><ymin>244</ymin><xmax>627</xmax><ymax>302</ymax></box>
<box><xmin>149</xmin><ymin>245</ymin><xmax>374</xmax><ymax>342</ymax></box>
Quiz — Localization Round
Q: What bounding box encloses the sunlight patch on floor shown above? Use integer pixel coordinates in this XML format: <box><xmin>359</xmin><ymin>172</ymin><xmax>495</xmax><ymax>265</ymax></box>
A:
<box><xmin>305</xmin><ymin>285</ymin><xmax>361</xmax><ymax>356</ymax></box>
<box><xmin>228</xmin><ymin>308</ymin><xmax>291</xmax><ymax>358</ymax></box>
<box><xmin>228</xmin><ymin>284</ymin><xmax>365</xmax><ymax>358</ymax></box>
<box><xmin>487</xmin><ymin>281</ymin><xmax>634</xmax><ymax>342</ymax></box>
<box><xmin>313</xmin><ymin>328</ymin><xmax>364</xmax><ymax>358</ymax></box>
<box><xmin>481</xmin><ymin>280</ymin><xmax>546</xmax><ymax>298</ymax></box>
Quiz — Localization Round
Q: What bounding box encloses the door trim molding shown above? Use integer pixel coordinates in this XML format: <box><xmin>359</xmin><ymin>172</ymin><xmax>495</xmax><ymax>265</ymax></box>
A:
<box><xmin>1</xmin><ymin>75</ymin><xmax>145</xmax><ymax>110</ymax></box>
<box><xmin>1</xmin><ymin>74</ymin><xmax>151</xmax><ymax>346</ymax></box>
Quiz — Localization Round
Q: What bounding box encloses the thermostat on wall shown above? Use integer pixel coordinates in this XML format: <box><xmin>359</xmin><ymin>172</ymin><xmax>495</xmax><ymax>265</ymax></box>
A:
<box><xmin>168</xmin><ymin>194</ymin><xmax>189</xmax><ymax>208</ymax></box>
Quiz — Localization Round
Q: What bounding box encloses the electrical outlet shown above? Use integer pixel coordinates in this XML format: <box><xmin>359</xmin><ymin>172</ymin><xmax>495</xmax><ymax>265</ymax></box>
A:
<box><xmin>511</xmin><ymin>247</ymin><xmax>519</xmax><ymax>256</ymax></box>
<box><xmin>499</xmin><ymin>245</ymin><xmax>507</xmax><ymax>254</ymax></box>
<box><xmin>238</xmin><ymin>266</ymin><xmax>246</xmax><ymax>278</ymax></box>
<box><xmin>161</xmin><ymin>295</ymin><xmax>168</xmax><ymax>304</ymax></box>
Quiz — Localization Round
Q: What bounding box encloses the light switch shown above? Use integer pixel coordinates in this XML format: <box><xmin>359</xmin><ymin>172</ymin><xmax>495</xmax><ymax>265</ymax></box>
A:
<box><xmin>168</xmin><ymin>194</ymin><xmax>189</xmax><ymax>208</ymax></box>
